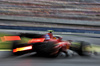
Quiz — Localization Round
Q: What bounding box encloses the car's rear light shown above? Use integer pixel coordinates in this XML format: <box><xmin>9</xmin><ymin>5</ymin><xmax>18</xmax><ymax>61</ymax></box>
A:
<box><xmin>13</xmin><ymin>45</ymin><xmax>32</xmax><ymax>53</ymax></box>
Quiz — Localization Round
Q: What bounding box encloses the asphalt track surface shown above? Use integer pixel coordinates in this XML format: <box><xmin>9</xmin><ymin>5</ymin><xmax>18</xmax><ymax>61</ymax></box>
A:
<box><xmin>0</xmin><ymin>34</ymin><xmax>100</xmax><ymax>66</ymax></box>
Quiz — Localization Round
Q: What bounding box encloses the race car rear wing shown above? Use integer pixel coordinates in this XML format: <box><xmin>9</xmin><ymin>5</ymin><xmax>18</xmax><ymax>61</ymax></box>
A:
<box><xmin>0</xmin><ymin>36</ymin><xmax>21</xmax><ymax>42</ymax></box>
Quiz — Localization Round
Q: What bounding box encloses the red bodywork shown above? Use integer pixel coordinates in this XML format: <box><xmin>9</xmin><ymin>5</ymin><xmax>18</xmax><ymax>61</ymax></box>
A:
<box><xmin>11</xmin><ymin>34</ymin><xmax>71</xmax><ymax>54</ymax></box>
<box><xmin>27</xmin><ymin>36</ymin><xmax>71</xmax><ymax>52</ymax></box>
<box><xmin>28</xmin><ymin>38</ymin><xmax>45</xmax><ymax>44</ymax></box>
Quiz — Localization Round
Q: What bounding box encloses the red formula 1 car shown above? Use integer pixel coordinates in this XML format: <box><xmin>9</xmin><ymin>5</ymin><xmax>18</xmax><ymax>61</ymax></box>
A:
<box><xmin>10</xmin><ymin>31</ymin><xmax>92</xmax><ymax>57</ymax></box>
<box><xmin>11</xmin><ymin>32</ymin><xmax>71</xmax><ymax>57</ymax></box>
<box><xmin>1</xmin><ymin>31</ymin><xmax>92</xmax><ymax>57</ymax></box>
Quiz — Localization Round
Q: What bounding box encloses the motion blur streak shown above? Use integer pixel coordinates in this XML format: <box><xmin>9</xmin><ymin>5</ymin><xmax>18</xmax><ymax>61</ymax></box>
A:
<box><xmin>28</xmin><ymin>38</ymin><xmax>45</xmax><ymax>44</ymax></box>
<box><xmin>13</xmin><ymin>45</ymin><xmax>32</xmax><ymax>53</ymax></box>
<box><xmin>1</xmin><ymin>36</ymin><xmax>21</xmax><ymax>42</ymax></box>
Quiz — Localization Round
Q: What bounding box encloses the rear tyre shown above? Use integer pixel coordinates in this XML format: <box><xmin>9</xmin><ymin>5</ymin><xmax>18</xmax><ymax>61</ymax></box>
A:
<box><xmin>33</xmin><ymin>41</ymin><xmax>60</xmax><ymax>57</ymax></box>
<box><xmin>12</xmin><ymin>41</ymin><xmax>21</xmax><ymax>55</ymax></box>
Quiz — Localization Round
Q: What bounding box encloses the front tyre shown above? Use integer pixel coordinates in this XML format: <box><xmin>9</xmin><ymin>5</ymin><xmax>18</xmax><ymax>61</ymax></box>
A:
<box><xmin>77</xmin><ymin>41</ymin><xmax>92</xmax><ymax>56</ymax></box>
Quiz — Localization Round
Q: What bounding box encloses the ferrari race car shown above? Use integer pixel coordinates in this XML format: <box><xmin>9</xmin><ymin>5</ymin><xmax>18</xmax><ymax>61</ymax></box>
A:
<box><xmin>7</xmin><ymin>31</ymin><xmax>92</xmax><ymax>57</ymax></box>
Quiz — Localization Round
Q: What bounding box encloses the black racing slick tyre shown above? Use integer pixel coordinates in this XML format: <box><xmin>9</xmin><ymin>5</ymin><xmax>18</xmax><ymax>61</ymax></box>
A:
<box><xmin>33</xmin><ymin>41</ymin><xmax>60</xmax><ymax>57</ymax></box>
<box><xmin>77</xmin><ymin>41</ymin><xmax>92</xmax><ymax>56</ymax></box>
<box><xmin>12</xmin><ymin>41</ymin><xmax>21</xmax><ymax>55</ymax></box>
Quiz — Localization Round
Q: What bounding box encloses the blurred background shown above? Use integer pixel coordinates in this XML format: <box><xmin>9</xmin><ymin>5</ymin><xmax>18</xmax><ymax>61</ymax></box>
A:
<box><xmin>0</xmin><ymin>0</ymin><xmax>100</xmax><ymax>31</ymax></box>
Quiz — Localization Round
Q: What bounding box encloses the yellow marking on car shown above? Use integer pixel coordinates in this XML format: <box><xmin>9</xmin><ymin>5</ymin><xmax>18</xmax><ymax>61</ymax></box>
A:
<box><xmin>71</xmin><ymin>42</ymin><xmax>80</xmax><ymax>46</ymax></box>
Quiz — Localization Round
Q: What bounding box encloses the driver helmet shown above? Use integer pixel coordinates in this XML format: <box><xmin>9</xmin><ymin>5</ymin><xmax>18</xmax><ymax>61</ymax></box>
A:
<box><xmin>48</xmin><ymin>30</ymin><xmax>54</xmax><ymax>33</ymax></box>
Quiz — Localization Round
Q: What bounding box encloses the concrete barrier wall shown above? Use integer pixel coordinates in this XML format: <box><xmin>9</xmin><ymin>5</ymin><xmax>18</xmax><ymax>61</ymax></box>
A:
<box><xmin>0</xmin><ymin>15</ymin><xmax>100</xmax><ymax>26</ymax></box>
<box><xmin>0</xmin><ymin>25</ymin><xmax>100</xmax><ymax>34</ymax></box>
